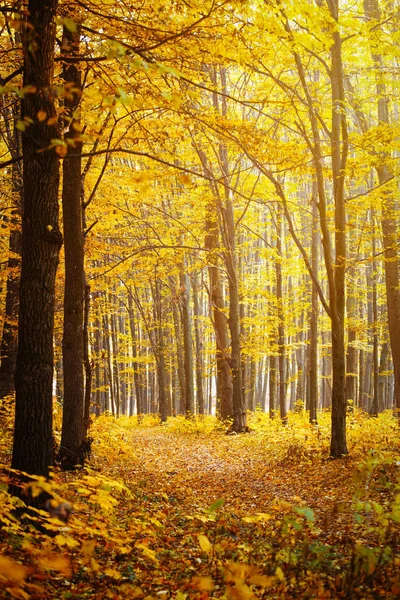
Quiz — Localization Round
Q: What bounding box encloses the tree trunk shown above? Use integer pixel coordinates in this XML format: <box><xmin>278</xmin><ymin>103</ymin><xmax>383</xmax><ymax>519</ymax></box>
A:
<box><xmin>276</xmin><ymin>207</ymin><xmax>287</xmax><ymax>423</ymax></box>
<box><xmin>152</xmin><ymin>280</ymin><xmax>169</xmax><ymax>422</ymax></box>
<box><xmin>0</xmin><ymin>100</ymin><xmax>22</xmax><ymax>400</ymax></box>
<box><xmin>309</xmin><ymin>187</ymin><xmax>319</xmax><ymax>423</ymax></box>
<box><xmin>59</xmin><ymin>23</ymin><xmax>86</xmax><ymax>467</ymax></box>
<box><xmin>83</xmin><ymin>284</ymin><xmax>92</xmax><ymax>430</ymax></box>
<box><xmin>192</xmin><ymin>273</ymin><xmax>205</xmax><ymax>414</ymax></box>
<box><xmin>171</xmin><ymin>292</ymin><xmax>185</xmax><ymax>414</ymax></box>
<box><xmin>180</xmin><ymin>271</ymin><xmax>195</xmax><ymax>415</ymax></box>
<box><xmin>204</xmin><ymin>205</ymin><xmax>233</xmax><ymax>420</ymax></box>
<box><xmin>370</xmin><ymin>221</ymin><xmax>379</xmax><ymax>416</ymax></box>
<box><xmin>378</xmin><ymin>342</ymin><xmax>389</xmax><ymax>412</ymax></box>
<box><xmin>0</xmin><ymin>223</ymin><xmax>21</xmax><ymax>399</ymax></box>
<box><xmin>103</xmin><ymin>313</ymin><xmax>115</xmax><ymax>414</ymax></box>
<box><xmin>12</xmin><ymin>0</ymin><xmax>62</xmax><ymax>477</ymax></box>
<box><xmin>127</xmin><ymin>289</ymin><xmax>143</xmax><ymax>416</ymax></box>
<box><xmin>269</xmin><ymin>355</ymin><xmax>277</xmax><ymax>418</ymax></box>
<box><xmin>110</xmin><ymin>308</ymin><xmax>121</xmax><ymax>417</ymax></box>
<box><xmin>362</xmin><ymin>0</ymin><xmax>400</xmax><ymax>416</ymax></box>
<box><xmin>327</xmin><ymin>0</ymin><xmax>349</xmax><ymax>457</ymax></box>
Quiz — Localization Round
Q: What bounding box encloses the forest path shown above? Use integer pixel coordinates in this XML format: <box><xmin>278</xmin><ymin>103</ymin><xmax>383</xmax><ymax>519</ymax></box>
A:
<box><xmin>105</xmin><ymin>427</ymin><xmax>357</xmax><ymax>533</ymax></box>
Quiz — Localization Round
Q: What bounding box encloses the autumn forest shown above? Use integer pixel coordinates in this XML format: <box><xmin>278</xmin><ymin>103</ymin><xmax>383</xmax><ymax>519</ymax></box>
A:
<box><xmin>0</xmin><ymin>0</ymin><xmax>399</xmax><ymax>598</ymax></box>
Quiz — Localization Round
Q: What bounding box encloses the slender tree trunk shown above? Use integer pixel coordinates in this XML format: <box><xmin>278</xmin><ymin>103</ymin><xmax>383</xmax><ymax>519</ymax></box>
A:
<box><xmin>0</xmin><ymin>222</ymin><xmax>21</xmax><ymax>399</ymax></box>
<box><xmin>110</xmin><ymin>308</ymin><xmax>121</xmax><ymax>417</ymax></box>
<box><xmin>171</xmin><ymin>293</ymin><xmax>185</xmax><ymax>414</ymax></box>
<box><xmin>370</xmin><ymin>221</ymin><xmax>379</xmax><ymax>415</ymax></box>
<box><xmin>12</xmin><ymin>0</ymin><xmax>62</xmax><ymax>477</ymax></box>
<box><xmin>83</xmin><ymin>284</ymin><xmax>92</xmax><ymax>431</ymax></box>
<box><xmin>326</xmin><ymin>0</ymin><xmax>349</xmax><ymax>457</ymax></box>
<box><xmin>180</xmin><ymin>271</ymin><xmax>195</xmax><ymax>415</ymax></box>
<box><xmin>0</xmin><ymin>100</ymin><xmax>22</xmax><ymax>400</ymax></box>
<box><xmin>276</xmin><ymin>207</ymin><xmax>287</xmax><ymax>423</ymax></box>
<box><xmin>127</xmin><ymin>290</ymin><xmax>143</xmax><ymax>416</ymax></box>
<box><xmin>269</xmin><ymin>355</ymin><xmax>277</xmax><ymax>418</ymax></box>
<box><xmin>152</xmin><ymin>280</ymin><xmax>169</xmax><ymax>422</ymax></box>
<box><xmin>378</xmin><ymin>342</ymin><xmax>389</xmax><ymax>412</ymax></box>
<box><xmin>218</xmin><ymin>72</ymin><xmax>246</xmax><ymax>431</ymax></box>
<box><xmin>192</xmin><ymin>273</ymin><xmax>205</xmax><ymax>414</ymax></box>
<box><xmin>309</xmin><ymin>188</ymin><xmax>319</xmax><ymax>423</ymax></box>
<box><xmin>103</xmin><ymin>313</ymin><xmax>115</xmax><ymax>414</ymax></box>
<box><xmin>59</xmin><ymin>23</ymin><xmax>86</xmax><ymax>467</ymax></box>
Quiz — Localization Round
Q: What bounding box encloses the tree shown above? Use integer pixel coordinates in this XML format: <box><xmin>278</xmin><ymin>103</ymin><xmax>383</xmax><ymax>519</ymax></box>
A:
<box><xmin>363</xmin><ymin>0</ymin><xmax>400</xmax><ymax>418</ymax></box>
<box><xmin>12</xmin><ymin>0</ymin><xmax>62</xmax><ymax>477</ymax></box>
<box><xmin>58</xmin><ymin>21</ymin><xmax>86</xmax><ymax>469</ymax></box>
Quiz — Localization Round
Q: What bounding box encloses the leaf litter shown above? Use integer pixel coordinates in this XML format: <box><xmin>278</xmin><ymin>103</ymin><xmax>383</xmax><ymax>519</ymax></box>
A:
<box><xmin>0</xmin><ymin>410</ymin><xmax>399</xmax><ymax>598</ymax></box>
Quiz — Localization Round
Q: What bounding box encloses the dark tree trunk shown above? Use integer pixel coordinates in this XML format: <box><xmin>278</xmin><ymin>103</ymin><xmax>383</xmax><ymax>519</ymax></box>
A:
<box><xmin>0</xmin><ymin>102</ymin><xmax>22</xmax><ymax>400</ymax></box>
<box><xmin>0</xmin><ymin>224</ymin><xmax>21</xmax><ymax>399</ymax></box>
<box><xmin>12</xmin><ymin>0</ymin><xmax>62</xmax><ymax>478</ymax></box>
<box><xmin>59</xmin><ymin>23</ymin><xmax>86</xmax><ymax>467</ymax></box>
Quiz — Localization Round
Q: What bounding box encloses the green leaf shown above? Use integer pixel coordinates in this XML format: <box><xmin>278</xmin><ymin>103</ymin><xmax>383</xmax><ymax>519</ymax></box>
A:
<box><xmin>207</xmin><ymin>498</ymin><xmax>225</xmax><ymax>513</ymax></box>
<box><xmin>294</xmin><ymin>507</ymin><xmax>315</xmax><ymax>522</ymax></box>
<box><xmin>63</xmin><ymin>17</ymin><xmax>77</xmax><ymax>33</ymax></box>
<box><xmin>354</xmin><ymin>512</ymin><xmax>363</xmax><ymax>524</ymax></box>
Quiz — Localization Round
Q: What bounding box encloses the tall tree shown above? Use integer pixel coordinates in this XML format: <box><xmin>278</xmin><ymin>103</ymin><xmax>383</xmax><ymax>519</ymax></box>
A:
<box><xmin>363</xmin><ymin>0</ymin><xmax>400</xmax><ymax>418</ymax></box>
<box><xmin>12</xmin><ymin>0</ymin><xmax>62</xmax><ymax>477</ymax></box>
<box><xmin>58</xmin><ymin>21</ymin><xmax>86</xmax><ymax>468</ymax></box>
<box><xmin>0</xmin><ymin>98</ymin><xmax>22</xmax><ymax>399</ymax></box>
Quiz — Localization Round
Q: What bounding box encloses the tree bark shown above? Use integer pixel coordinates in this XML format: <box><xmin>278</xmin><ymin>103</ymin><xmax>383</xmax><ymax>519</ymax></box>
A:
<box><xmin>180</xmin><ymin>271</ymin><xmax>195</xmax><ymax>415</ymax></box>
<box><xmin>309</xmin><ymin>186</ymin><xmax>319</xmax><ymax>424</ymax></box>
<box><xmin>204</xmin><ymin>203</ymin><xmax>233</xmax><ymax>420</ymax></box>
<box><xmin>83</xmin><ymin>283</ymin><xmax>92</xmax><ymax>430</ymax></box>
<box><xmin>363</xmin><ymin>0</ymin><xmax>400</xmax><ymax>417</ymax></box>
<box><xmin>59</xmin><ymin>23</ymin><xmax>86</xmax><ymax>467</ymax></box>
<box><xmin>0</xmin><ymin>99</ymin><xmax>22</xmax><ymax>400</ymax></box>
<box><xmin>12</xmin><ymin>0</ymin><xmax>62</xmax><ymax>477</ymax></box>
<box><xmin>192</xmin><ymin>273</ymin><xmax>205</xmax><ymax>414</ymax></box>
<box><xmin>127</xmin><ymin>289</ymin><xmax>143</xmax><ymax>416</ymax></box>
<box><xmin>276</xmin><ymin>207</ymin><xmax>287</xmax><ymax>423</ymax></box>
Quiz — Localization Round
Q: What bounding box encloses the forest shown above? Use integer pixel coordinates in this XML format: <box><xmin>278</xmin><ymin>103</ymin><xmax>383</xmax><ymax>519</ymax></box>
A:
<box><xmin>0</xmin><ymin>0</ymin><xmax>399</xmax><ymax>598</ymax></box>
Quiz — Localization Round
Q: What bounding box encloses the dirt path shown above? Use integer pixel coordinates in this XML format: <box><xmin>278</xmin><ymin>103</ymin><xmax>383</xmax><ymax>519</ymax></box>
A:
<box><xmin>109</xmin><ymin>428</ymin><xmax>357</xmax><ymax>533</ymax></box>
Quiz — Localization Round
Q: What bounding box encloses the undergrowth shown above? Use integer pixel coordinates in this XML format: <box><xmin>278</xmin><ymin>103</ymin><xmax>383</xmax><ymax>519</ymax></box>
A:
<box><xmin>0</xmin><ymin>407</ymin><xmax>399</xmax><ymax>598</ymax></box>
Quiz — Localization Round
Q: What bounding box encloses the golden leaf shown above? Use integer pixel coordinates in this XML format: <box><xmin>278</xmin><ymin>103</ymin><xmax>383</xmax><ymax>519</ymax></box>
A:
<box><xmin>0</xmin><ymin>556</ymin><xmax>29</xmax><ymax>585</ymax></box>
<box><xmin>104</xmin><ymin>567</ymin><xmax>122</xmax><ymax>580</ymax></box>
<box><xmin>191</xmin><ymin>576</ymin><xmax>214</xmax><ymax>591</ymax></box>
<box><xmin>37</xmin><ymin>111</ymin><xmax>47</xmax><ymax>122</ymax></box>
<box><xmin>38</xmin><ymin>554</ymin><xmax>72</xmax><ymax>577</ymax></box>
<box><xmin>198</xmin><ymin>534</ymin><xmax>211</xmax><ymax>553</ymax></box>
<box><xmin>81</xmin><ymin>540</ymin><xmax>96</xmax><ymax>557</ymax></box>
<box><xmin>55</xmin><ymin>144</ymin><xmax>68</xmax><ymax>157</ymax></box>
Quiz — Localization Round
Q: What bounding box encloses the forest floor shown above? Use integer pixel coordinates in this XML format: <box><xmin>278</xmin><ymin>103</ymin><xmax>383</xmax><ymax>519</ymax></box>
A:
<box><xmin>1</xmin><ymin>409</ymin><xmax>400</xmax><ymax>599</ymax></box>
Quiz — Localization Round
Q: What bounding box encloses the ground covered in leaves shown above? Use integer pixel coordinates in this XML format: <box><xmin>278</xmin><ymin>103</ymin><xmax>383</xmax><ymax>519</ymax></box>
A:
<box><xmin>1</xmin><ymin>408</ymin><xmax>400</xmax><ymax>599</ymax></box>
